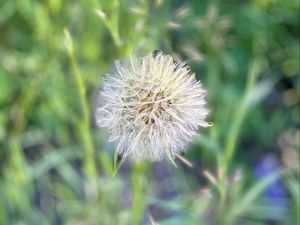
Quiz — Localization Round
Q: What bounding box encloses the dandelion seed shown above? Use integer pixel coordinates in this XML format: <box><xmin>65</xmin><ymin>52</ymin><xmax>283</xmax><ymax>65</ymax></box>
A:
<box><xmin>95</xmin><ymin>51</ymin><xmax>209</xmax><ymax>161</ymax></box>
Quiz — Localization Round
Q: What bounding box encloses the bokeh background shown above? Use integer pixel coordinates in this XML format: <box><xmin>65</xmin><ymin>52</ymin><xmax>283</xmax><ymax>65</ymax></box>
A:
<box><xmin>0</xmin><ymin>0</ymin><xmax>299</xmax><ymax>224</ymax></box>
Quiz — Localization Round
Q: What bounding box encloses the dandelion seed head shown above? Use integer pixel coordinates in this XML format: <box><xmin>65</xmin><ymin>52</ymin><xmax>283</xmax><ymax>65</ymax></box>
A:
<box><xmin>95</xmin><ymin>51</ymin><xmax>209</xmax><ymax>161</ymax></box>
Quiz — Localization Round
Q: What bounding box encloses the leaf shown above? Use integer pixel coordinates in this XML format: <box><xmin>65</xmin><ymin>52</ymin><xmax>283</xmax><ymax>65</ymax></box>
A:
<box><xmin>287</xmin><ymin>178</ymin><xmax>300</xmax><ymax>222</ymax></box>
<box><xmin>245</xmin><ymin>79</ymin><xmax>274</xmax><ymax>109</ymax></box>
<box><xmin>112</xmin><ymin>151</ymin><xmax>125</xmax><ymax>178</ymax></box>
<box><xmin>227</xmin><ymin>169</ymin><xmax>283</xmax><ymax>223</ymax></box>
<box><xmin>28</xmin><ymin>147</ymin><xmax>82</xmax><ymax>180</ymax></box>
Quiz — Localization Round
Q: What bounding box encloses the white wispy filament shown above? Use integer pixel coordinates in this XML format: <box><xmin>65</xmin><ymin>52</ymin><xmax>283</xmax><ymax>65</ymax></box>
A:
<box><xmin>96</xmin><ymin>51</ymin><xmax>209</xmax><ymax>161</ymax></box>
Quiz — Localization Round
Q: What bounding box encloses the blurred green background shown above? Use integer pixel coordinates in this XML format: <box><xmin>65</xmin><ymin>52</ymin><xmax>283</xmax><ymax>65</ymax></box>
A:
<box><xmin>0</xmin><ymin>0</ymin><xmax>299</xmax><ymax>224</ymax></box>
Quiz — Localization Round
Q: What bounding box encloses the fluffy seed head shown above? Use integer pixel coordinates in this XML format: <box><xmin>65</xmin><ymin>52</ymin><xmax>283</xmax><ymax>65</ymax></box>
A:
<box><xmin>95</xmin><ymin>51</ymin><xmax>209</xmax><ymax>161</ymax></box>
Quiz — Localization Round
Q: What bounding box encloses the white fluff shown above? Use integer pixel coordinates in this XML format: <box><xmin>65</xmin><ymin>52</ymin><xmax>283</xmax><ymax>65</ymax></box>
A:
<box><xmin>95</xmin><ymin>52</ymin><xmax>209</xmax><ymax>161</ymax></box>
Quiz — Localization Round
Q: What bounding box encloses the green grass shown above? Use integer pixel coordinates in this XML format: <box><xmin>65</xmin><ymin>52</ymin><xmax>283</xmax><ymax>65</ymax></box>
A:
<box><xmin>0</xmin><ymin>0</ymin><xmax>299</xmax><ymax>224</ymax></box>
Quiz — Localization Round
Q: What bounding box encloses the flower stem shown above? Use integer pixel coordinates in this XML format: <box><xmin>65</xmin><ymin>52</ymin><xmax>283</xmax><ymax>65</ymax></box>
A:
<box><xmin>224</xmin><ymin>58</ymin><xmax>263</xmax><ymax>164</ymax></box>
<box><xmin>64</xmin><ymin>29</ymin><xmax>97</xmax><ymax>179</ymax></box>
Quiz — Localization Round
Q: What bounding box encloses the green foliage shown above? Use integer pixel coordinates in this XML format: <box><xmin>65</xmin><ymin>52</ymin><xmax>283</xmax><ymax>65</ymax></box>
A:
<box><xmin>0</xmin><ymin>0</ymin><xmax>299</xmax><ymax>224</ymax></box>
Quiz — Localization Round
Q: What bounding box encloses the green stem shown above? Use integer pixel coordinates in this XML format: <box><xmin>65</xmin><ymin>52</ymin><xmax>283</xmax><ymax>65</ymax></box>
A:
<box><xmin>131</xmin><ymin>162</ymin><xmax>150</xmax><ymax>225</ymax></box>
<box><xmin>95</xmin><ymin>0</ymin><xmax>122</xmax><ymax>47</ymax></box>
<box><xmin>64</xmin><ymin>29</ymin><xmax>97</xmax><ymax>179</ymax></box>
<box><xmin>224</xmin><ymin>58</ymin><xmax>263</xmax><ymax>164</ymax></box>
<box><xmin>7</xmin><ymin>77</ymin><xmax>43</xmax><ymax>214</ymax></box>
<box><xmin>207</xmin><ymin>54</ymin><xmax>220</xmax><ymax>141</ymax></box>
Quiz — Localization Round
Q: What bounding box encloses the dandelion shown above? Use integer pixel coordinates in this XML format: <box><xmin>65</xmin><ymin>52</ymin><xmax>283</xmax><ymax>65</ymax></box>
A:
<box><xmin>95</xmin><ymin>51</ymin><xmax>209</xmax><ymax>161</ymax></box>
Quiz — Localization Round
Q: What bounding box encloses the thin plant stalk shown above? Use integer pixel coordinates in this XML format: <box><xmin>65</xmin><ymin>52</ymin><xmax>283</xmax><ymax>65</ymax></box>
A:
<box><xmin>224</xmin><ymin>58</ymin><xmax>263</xmax><ymax>164</ymax></box>
<box><xmin>131</xmin><ymin>162</ymin><xmax>150</xmax><ymax>225</ymax></box>
<box><xmin>7</xmin><ymin>77</ymin><xmax>43</xmax><ymax>213</ymax></box>
<box><xmin>64</xmin><ymin>29</ymin><xmax>98</xmax><ymax>179</ymax></box>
